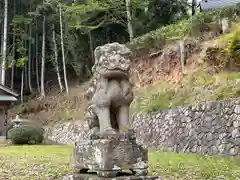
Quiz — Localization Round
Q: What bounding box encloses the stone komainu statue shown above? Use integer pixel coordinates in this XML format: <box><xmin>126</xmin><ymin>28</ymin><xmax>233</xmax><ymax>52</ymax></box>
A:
<box><xmin>73</xmin><ymin>43</ymin><xmax>153</xmax><ymax>178</ymax></box>
<box><xmin>84</xmin><ymin>42</ymin><xmax>134</xmax><ymax>136</ymax></box>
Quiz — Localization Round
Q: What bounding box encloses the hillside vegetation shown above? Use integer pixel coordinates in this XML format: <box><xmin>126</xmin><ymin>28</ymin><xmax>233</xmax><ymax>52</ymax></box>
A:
<box><xmin>9</xmin><ymin>7</ymin><xmax>240</xmax><ymax>124</ymax></box>
<box><xmin>132</xmin><ymin>71</ymin><xmax>240</xmax><ymax>113</ymax></box>
<box><xmin>131</xmin><ymin>22</ymin><xmax>240</xmax><ymax>113</ymax></box>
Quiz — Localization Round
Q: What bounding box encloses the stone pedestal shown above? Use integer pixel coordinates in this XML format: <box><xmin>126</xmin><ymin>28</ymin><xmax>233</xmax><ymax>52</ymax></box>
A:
<box><xmin>64</xmin><ymin>132</ymin><xmax>161</xmax><ymax>180</ymax></box>
<box><xmin>74</xmin><ymin>132</ymin><xmax>148</xmax><ymax>177</ymax></box>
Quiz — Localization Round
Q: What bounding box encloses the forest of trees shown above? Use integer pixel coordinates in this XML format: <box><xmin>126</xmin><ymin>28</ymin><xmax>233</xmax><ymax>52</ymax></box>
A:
<box><xmin>0</xmin><ymin>0</ymin><xmax>191</xmax><ymax>101</ymax></box>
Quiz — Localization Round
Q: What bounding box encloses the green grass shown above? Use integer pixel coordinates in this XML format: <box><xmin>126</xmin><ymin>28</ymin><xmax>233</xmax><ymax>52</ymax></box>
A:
<box><xmin>0</xmin><ymin>145</ymin><xmax>72</xmax><ymax>180</ymax></box>
<box><xmin>0</xmin><ymin>145</ymin><xmax>239</xmax><ymax>180</ymax></box>
<box><xmin>132</xmin><ymin>71</ymin><xmax>240</xmax><ymax>113</ymax></box>
<box><xmin>149</xmin><ymin>151</ymin><xmax>240</xmax><ymax>180</ymax></box>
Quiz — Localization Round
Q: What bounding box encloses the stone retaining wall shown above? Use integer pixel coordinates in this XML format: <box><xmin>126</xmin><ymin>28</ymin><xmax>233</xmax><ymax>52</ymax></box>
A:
<box><xmin>46</xmin><ymin>99</ymin><xmax>240</xmax><ymax>156</ymax></box>
<box><xmin>45</xmin><ymin>121</ymin><xmax>90</xmax><ymax>145</ymax></box>
<box><xmin>132</xmin><ymin>99</ymin><xmax>240</xmax><ymax>156</ymax></box>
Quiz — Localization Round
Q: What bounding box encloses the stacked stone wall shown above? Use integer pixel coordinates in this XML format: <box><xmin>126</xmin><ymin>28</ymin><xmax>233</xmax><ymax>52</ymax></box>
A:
<box><xmin>46</xmin><ymin>99</ymin><xmax>240</xmax><ymax>156</ymax></box>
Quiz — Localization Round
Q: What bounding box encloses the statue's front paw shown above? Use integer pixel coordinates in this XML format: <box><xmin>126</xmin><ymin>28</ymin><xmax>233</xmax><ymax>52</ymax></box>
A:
<box><xmin>104</xmin><ymin>128</ymin><xmax>116</xmax><ymax>134</ymax></box>
<box><xmin>130</xmin><ymin>168</ymin><xmax>148</xmax><ymax>176</ymax></box>
<box><xmin>89</xmin><ymin>127</ymin><xmax>100</xmax><ymax>140</ymax></box>
<box><xmin>90</xmin><ymin>133</ymin><xmax>100</xmax><ymax>140</ymax></box>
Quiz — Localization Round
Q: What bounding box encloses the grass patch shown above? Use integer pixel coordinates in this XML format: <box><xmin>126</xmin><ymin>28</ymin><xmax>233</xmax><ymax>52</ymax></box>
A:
<box><xmin>0</xmin><ymin>145</ymin><xmax>72</xmax><ymax>180</ymax></box>
<box><xmin>0</xmin><ymin>145</ymin><xmax>239</xmax><ymax>180</ymax></box>
<box><xmin>149</xmin><ymin>151</ymin><xmax>240</xmax><ymax>180</ymax></box>
<box><xmin>132</xmin><ymin>71</ymin><xmax>240</xmax><ymax>113</ymax></box>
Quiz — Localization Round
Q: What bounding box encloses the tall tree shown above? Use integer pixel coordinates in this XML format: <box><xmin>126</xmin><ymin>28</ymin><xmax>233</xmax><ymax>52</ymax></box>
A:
<box><xmin>28</xmin><ymin>21</ymin><xmax>33</xmax><ymax>93</ymax></box>
<box><xmin>59</xmin><ymin>3</ymin><xmax>69</xmax><ymax>95</ymax></box>
<box><xmin>24</xmin><ymin>23</ymin><xmax>28</xmax><ymax>91</ymax></box>
<box><xmin>41</xmin><ymin>15</ymin><xmax>46</xmax><ymax>98</ymax></box>
<box><xmin>35</xmin><ymin>27</ymin><xmax>40</xmax><ymax>93</ymax></box>
<box><xmin>192</xmin><ymin>0</ymin><xmax>196</xmax><ymax>16</ymax></box>
<box><xmin>125</xmin><ymin>0</ymin><xmax>133</xmax><ymax>40</ymax></box>
<box><xmin>11</xmin><ymin>0</ymin><xmax>16</xmax><ymax>89</ymax></box>
<box><xmin>52</xmin><ymin>24</ymin><xmax>64</xmax><ymax>92</ymax></box>
<box><xmin>147</xmin><ymin>0</ymin><xmax>188</xmax><ymax>30</ymax></box>
<box><xmin>20</xmin><ymin>69</ymin><xmax>24</xmax><ymax>103</ymax></box>
<box><xmin>1</xmin><ymin>0</ymin><xmax>8</xmax><ymax>85</ymax></box>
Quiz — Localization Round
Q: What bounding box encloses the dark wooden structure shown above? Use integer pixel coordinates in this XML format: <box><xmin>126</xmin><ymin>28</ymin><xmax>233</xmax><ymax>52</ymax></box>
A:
<box><xmin>0</xmin><ymin>84</ymin><xmax>18</xmax><ymax>137</ymax></box>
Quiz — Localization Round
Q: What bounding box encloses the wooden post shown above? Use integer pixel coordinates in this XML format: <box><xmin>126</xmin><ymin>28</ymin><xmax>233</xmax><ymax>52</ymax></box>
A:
<box><xmin>0</xmin><ymin>109</ymin><xmax>4</xmax><ymax>136</ymax></box>
<box><xmin>179</xmin><ymin>40</ymin><xmax>185</xmax><ymax>74</ymax></box>
<box><xmin>3</xmin><ymin>106</ymin><xmax>8</xmax><ymax>137</ymax></box>
<box><xmin>221</xmin><ymin>17</ymin><xmax>231</xmax><ymax>34</ymax></box>
<box><xmin>0</xmin><ymin>102</ymin><xmax>9</xmax><ymax>137</ymax></box>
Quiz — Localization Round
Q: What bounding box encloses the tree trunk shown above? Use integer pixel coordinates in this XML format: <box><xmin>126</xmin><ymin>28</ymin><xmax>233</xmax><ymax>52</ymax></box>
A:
<box><xmin>59</xmin><ymin>3</ymin><xmax>69</xmax><ymax>95</ymax></box>
<box><xmin>192</xmin><ymin>0</ymin><xmax>196</xmax><ymax>16</ymax></box>
<box><xmin>52</xmin><ymin>25</ymin><xmax>63</xmax><ymax>92</ymax></box>
<box><xmin>11</xmin><ymin>0</ymin><xmax>16</xmax><ymax>89</ymax></box>
<box><xmin>36</xmin><ymin>32</ymin><xmax>40</xmax><ymax>93</ymax></box>
<box><xmin>21</xmin><ymin>69</ymin><xmax>24</xmax><ymax>103</ymax></box>
<box><xmin>11</xmin><ymin>40</ymin><xmax>15</xmax><ymax>89</ymax></box>
<box><xmin>28</xmin><ymin>23</ymin><xmax>33</xmax><ymax>93</ymax></box>
<box><xmin>88</xmin><ymin>31</ymin><xmax>94</xmax><ymax>66</ymax></box>
<box><xmin>24</xmin><ymin>24</ymin><xmax>28</xmax><ymax>90</ymax></box>
<box><xmin>0</xmin><ymin>24</ymin><xmax>3</xmax><ymax>79</ymax></box>
<box><xmin>125</xmin><ymin>0</ymin><xmax>133</xmax><ymax>41</ymax></box>
<box><xmin>41</xmin><ymin>16</ymin><xmax>46</xmax><ymax>98</ymax></box>
<box><xmin>1</xmin><ymin>0</ymin><xmax>8</xmax><ymax>85</ymax></box>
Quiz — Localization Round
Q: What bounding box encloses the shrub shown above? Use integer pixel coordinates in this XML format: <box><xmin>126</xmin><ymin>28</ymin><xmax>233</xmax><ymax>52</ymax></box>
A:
<box><xmin>6</xmin><ymin>120</ymin><xmax>38</xmax><ymax>139</ymax></box>
<box><xmin>216</xmin><ymin>24</ymin><xmax>240</xmax><ymax>70</ymax></box>
<box><xmin>134</xmin><ymin>89</ymin><xmax>178</xmax><ymax>113</ymax></box>
<box><xmin>7</xmin><ymin>125</ymin><xmax>44</xmax><ymax>145</ymax></box>
<box><xmin>6</xmin><ymin>121</ymin><xmax>14</xmax><ymax>132</ymax></box>
<box><xmin>223</xmin><ymin>27</ymin><xmax>240</xmax><ymax>55</ymax></box>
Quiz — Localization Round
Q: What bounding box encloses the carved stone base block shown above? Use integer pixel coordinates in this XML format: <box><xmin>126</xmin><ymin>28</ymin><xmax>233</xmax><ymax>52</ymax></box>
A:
<box><xmin>73</xmin><ymin>133</ymin><xmax>148</xmax><ymax>177</ymax></box>
<box><xmin>63</xmin><ymin>174</ymin><xmax>162</xmax><ymax>180</ymax></box>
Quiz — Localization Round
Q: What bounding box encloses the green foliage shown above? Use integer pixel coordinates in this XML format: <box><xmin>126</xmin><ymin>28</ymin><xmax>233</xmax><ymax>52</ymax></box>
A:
<box><xmin>136</xmin><ymin>90</ymin><xmax>175</xmax><ymax>112</ymax></box>
<box><xmin>7</xmin><ymin>125</ymin><xmax>44</xmax><ymax>145</ymax></box>
<box><xmin>7</xmin><ymin>55</ymin><xmax>15</xmax><ymax>68</ymax></box>
<box><xmin>223</xmin><ymin>27</ymin><xmax>240</xmax><ymax>55</ymax></box>
<box><xmin>36</xmin><ymin>2</ymin><xmax>56</xmax><ymax>16</ymax></box>
<box><xmin>216</xmin><ymin>24</ymin><xmax>240</xmax><ymax>70</ymax></box>
<box><xmin>214</xmin><ymin>83</ymin><xmax>240</xmax><ymax>100</ymax></box>
<box><xmin>16</xmin><ymin>46</ymin><xmax>27</xmax><ymax>55</ymax></box>
<box><xmin>12</xmin><ymin>15</ymin><xmax>33</xmax><ymax>25</ymax></box>
<box><xmin>64</xmin><ymin>1</ymin><xmax>125</xmax><ymax>31</ymax></box>
<box><xmin>3</xmin><ymin>0</ymin><xmax>191</xmax><ymax>82</ymax></box>
<box><xmin>6</xmin><ymin>122</ymin><xmax>15</xmax><ymax>135</ymax></box>
<box><xmin>134</xmin><ymin>88</ymin><xmax>193</xmax><ymax>113</ymax></box>
<box><xmin>127</xmin><ymin>17</ymin><xmax>190</xmax><ymax>53</ymax></box>
<box><xmin>128</xmin><ymin>5</ymin><xmax>240</xmax><ymax>54</ymax></box>
<box><xmin>147</xmin><ymin>0</ymin><xmax>189</xmax><ymax>29</ymax></box>
<box><xmin>132</xmin><ymin>71</ymin><xmax>240</xmax><ymax>113</ymax></box>
<box><xmin>16</xmin><ymin>57</ymin><xmax>28</xmax><ymax>67</ymax></box>
<box><xmin>61</xmin><ymin>0</ymin><xmax>190</xmax><ymax>77</ymax></box>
